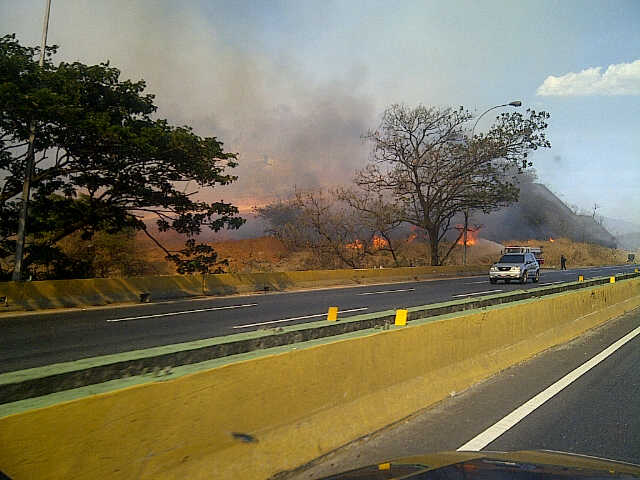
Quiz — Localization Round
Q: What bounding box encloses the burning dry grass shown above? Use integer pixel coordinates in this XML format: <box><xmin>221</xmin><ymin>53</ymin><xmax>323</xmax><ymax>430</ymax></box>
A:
<box><xmin>134</xmin><ymin>235</ymin><xmax>630</xmax><ymax>275</ymax></box>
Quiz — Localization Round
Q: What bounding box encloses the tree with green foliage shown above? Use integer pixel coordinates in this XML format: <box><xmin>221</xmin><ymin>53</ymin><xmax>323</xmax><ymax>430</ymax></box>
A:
<box><xmin>358</xmin><ymin>104</ymin><xmax>550</xmax><ymax>265</ymax></box>
<box><xmin>0</xmin><ymin>34</ymin><xmax>243</xmax><ymax>279</ymax></box>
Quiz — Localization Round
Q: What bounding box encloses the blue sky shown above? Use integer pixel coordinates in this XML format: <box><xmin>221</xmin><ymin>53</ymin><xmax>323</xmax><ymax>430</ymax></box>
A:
<box><xmin>2</xmin><ymin>0</ymin><xmax>639</xmax><ymax>223</ymax></box>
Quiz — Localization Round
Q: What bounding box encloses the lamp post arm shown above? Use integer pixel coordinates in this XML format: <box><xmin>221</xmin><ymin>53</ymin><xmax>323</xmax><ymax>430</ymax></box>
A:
<box><xmin>463</xmin><ymin>101</ymin><xmax>520</xmax><ymax>265</ymax></box>
<box><xmin>471</xmin><ymin>103</ymin><xmax>508</xmax><ymax>139</ymax></box>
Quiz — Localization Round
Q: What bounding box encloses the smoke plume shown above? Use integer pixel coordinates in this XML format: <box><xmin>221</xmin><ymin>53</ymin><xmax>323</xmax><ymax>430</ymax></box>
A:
<box><xmin>7</xmin><ymin>1</ymin><xmax>376</xmax><ymax>208</ymax></box>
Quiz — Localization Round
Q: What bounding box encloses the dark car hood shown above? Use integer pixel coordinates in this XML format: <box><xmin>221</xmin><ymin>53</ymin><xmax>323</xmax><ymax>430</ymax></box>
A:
<box><xmin>316</xmin><ymin>450</ymin><xmax>640</xmax><ymax>479</ymax></box>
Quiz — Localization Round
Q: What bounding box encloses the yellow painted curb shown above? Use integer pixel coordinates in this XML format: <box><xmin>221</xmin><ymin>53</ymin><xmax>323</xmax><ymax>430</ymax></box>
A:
<box><xmin>394</xmin><ymin>309</ymin><xmax>408</xmax><ymax>326</ymax></box>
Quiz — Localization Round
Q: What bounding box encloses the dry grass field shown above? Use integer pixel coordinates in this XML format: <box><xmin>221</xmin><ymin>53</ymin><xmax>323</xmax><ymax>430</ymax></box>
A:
<box><xmin>499</xmin><ymin>237</ymin><xmax>629</xmax><ymax>269</ymax></box>
<box><xmin>134</xmin><ymin>234</ymin><xmax>632</xmax><ymax>275</ymax></box>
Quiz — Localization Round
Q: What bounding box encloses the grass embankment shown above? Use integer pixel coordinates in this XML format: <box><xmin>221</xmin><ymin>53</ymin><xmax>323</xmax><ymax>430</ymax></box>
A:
<box><xmin>502</xmin><ymin>237</ymin><xmax>629</xmax><ymax>269</ymax></box>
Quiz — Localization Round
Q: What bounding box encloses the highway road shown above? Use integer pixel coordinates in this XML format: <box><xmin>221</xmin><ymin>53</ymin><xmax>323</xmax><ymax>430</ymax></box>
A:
<box><xmin>288</xmin><ymin>306</ymin><xmax>640</xmax><ymax>479</ymax></box>
<box><xmin>0</xmin><ymin>264</ymin><xmax>637</xmax><ymax>373</ymax></box>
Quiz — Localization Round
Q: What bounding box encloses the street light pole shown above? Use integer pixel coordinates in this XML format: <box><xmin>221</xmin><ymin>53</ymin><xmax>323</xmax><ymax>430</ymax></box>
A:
<box><xmin>12</xmin><ymin>0</ymin><xmax>52</xmax><ymax>282</ymax></box>
<box><xmin>463</xmin><ymin>100</ymin><xmax>521</xmax><ymax>265</ymax></box>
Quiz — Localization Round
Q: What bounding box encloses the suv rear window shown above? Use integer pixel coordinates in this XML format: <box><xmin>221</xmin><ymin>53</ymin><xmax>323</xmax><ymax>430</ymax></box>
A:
<box><xmin>499</xmin><ymin>254</ymin><xmax>524</xmax><ymax>263</ymax></box>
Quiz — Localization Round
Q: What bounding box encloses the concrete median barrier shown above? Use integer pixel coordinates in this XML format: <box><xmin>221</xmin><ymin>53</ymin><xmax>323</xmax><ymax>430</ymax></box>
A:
<box><xmin>202</xmin><ymin>265</ymin><xmax>489</xmax><ymax>295</ymax></box>
<box><xmin>4</xmin><ymin>273</ymin><xmax>637</xmax><ymax>404</ymax></box>
<box><xmin>0</xmin><ymin>275</ymin><xmax>204</xmax><ymax>311</ymax></box>
<box><xmin>1</xmin><ymin>277</ymin><xmax>639</xmax><ymax>479</ymax></box>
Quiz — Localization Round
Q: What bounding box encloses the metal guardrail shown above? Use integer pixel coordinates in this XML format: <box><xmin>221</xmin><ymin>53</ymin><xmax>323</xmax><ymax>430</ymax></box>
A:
<box><xmin>1</xmin><ymin>271</ymin><xmax>638</xmax><ymax>404</ymax></box>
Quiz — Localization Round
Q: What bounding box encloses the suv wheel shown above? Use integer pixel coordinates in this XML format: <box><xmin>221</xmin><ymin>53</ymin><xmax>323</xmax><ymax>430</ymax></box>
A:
<box><xmin>532</xmin><ymin>270</ymin><xmax>540</xmax><ymax>283</ymax></box>
<box><xmin>490</xmin><ymin>278</ymin><xmax>497</xmax><ymax>284</ymax></box>
<box><xmin>520</xmin><ymin>270</ymin><xmax>528</xmax><ymax>284</ymax></box>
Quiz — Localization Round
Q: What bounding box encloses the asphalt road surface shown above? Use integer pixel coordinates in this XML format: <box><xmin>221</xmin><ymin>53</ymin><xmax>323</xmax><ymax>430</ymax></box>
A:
<box><xmin>0</xmin><ymin>264</ymin><xmax>636</xmax><ymax>373</ymax></box>
<box><xmin>287</xmin><ymin>306</ymin><xmax>640</xmax><ymax>479</ymax></box>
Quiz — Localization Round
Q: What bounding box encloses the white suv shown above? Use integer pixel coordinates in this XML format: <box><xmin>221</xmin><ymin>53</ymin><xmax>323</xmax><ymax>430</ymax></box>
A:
<box><xmin>489</xmin><ymin>252</ymin><xmax>540</xmax><ymax>284</ymax></box>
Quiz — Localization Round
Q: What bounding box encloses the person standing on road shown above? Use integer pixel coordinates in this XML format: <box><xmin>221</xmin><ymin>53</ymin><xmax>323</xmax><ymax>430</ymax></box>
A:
<box><xmin>560</xmin><ymin>254</ymin><xmax>567</xmax><ymax>270</ymax></box>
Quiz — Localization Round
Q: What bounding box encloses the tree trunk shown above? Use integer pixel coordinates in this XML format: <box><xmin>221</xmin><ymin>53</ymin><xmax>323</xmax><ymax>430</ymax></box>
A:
<box><xmin>380</xmin><ymin>232</ymin><xmax>400</xmax><ymax>267</ymax></box>
<box><xmin>428</xmin><ymin>230</ymin><xmax>440</xmax><ymax>266</ymax></box>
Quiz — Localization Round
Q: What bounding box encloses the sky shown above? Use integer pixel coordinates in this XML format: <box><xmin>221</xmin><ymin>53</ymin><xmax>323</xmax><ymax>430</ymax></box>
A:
<box><xmin>1</xmin><ymin>0</ymin><xmax>639</xmax><ymax>224</ymax></box>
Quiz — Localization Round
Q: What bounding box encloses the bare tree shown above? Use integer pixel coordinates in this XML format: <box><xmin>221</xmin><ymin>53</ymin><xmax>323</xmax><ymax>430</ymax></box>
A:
<box><xmin>253</xmin><ymin>196</ymin><xmax>307</xmax><ymax>250</ymax></box>
<box><xmin>357</xmin><ymin>104</ymin><xmax>550</xmax><ymax>265</ymax></box>
<box><xmin>336</xmin><ymin>187</ymin><xmax>404</xmax><ymax>266</ymax></box>
<box><xmin>256</xmin><ymin>189</ymin><xmax>379</xmax><ymax>268</ymax></box>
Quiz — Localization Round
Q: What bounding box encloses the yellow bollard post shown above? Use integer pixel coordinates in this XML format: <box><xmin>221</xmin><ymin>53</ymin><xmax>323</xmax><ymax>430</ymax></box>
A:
<box><xmin>378</xmin><ymin>463</ymin><xmax>391</xmax><ymax>471</ymax></box>
<box><xmin>578</xmin><ymin>275</ymin><xmax>584</xmax><ymax>282</ymax></box>
<box><xmin>610</xmin><ymin>276</ymin><xmax>616</xmax><ymax>284</ymax></box>
<box><xmin>636</xmin><ymin>268</ymin><xmax>639</xmax><ymax>273</ymax></box>
<box><xmin>395</xmin><ymin>309</ymin><xmax>408</xmax><ymax>326</ymax></box>
<box><xmin>327</xmin><ymin>306</ymin><xmax>338</xmax><ymax>321</ymax></box>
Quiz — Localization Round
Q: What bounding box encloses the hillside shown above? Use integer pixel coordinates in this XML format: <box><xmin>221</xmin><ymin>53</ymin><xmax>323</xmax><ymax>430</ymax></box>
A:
<box><xmin>473</xmin><ymin>183</ymin><xmax>618</xmax><ymax>248</ymax></box>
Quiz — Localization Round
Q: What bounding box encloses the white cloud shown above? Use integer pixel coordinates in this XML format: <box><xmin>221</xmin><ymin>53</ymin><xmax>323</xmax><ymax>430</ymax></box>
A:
<box><xmin>536</xmin><ymin>59</ymin><xmax>640</xmax><ymax>96</ymax></box>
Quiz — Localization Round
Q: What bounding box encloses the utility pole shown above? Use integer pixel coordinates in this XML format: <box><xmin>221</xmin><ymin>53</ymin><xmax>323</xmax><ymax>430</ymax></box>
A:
<box><xmin>462</xmin><ymin>209</ymin><xmax>469</xmax><ymax>265</ymax></box>
<box><xmin>12</xmin><ymin>0</ymin><xmax>52</xmax><ymax>281</ymax></box>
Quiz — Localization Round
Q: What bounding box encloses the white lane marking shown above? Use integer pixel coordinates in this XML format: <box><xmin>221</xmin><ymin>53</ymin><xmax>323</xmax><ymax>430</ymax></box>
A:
<box><xmin>452</xmin><ymin>289</ymin><xmax>503</xmax><ymax>298</ymax></box>
<box><xmin>539</xmin><ymin>281</ymin><xmax>564</xmax><ymax>286</ymax></box>
<box><xmin>357</xmin><ymin>288</ymin><xmax>415</xmax><ymax>296</ymax></box>
<box><xmin>232</xmin><ymin>307</ymin><xmax>369</xmax><ymax>329</ymax></box>
<box><xmin>106</xmin><ymin>303</ymin><xmax>258</xmax><ymax>322</ymax></box>
<box><xmin>457</xmin><ymin>324</ymin><xmax>640</xmax><ymax>452</ymax></box>
<box><xmin>465</xmin><ymin>281</ymin><xmax>488</xmax><ymax>285</ymax></box>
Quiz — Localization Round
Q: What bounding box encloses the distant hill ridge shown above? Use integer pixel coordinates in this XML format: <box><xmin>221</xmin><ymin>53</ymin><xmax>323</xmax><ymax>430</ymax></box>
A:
<box><xmin>474</xmin><ymin>182</ymin><xmax>618</xmax><ymax>248</ymax></box>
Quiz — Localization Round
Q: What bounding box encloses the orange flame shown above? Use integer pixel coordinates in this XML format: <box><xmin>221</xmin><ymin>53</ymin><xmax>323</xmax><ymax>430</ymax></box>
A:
<box><xmin>372</xmin><ymin>235</ymin><xmax>389</xmax><ymax>249</ymax></box>
<box><xmin>549</xmin><ymin>237</ymin><xmax>555</xmax><ymax>242</ymax></box>
<box><xmin>455</xmin><ymin>225</ymin><xmax>480</xmax><ymax>246</ymax></box>
<box><xmin>457</xmin><ymin>231</ymin><xmax>478</xmax><ymax>246</ymax></box>
<box><xmin>407</xmin><ymin>233</ymin><xmax>418</xmax><ymax>243</ymax></box>
<box><xmin>346</xmin><ymin>236</ymin><xmax>389</xmax><ymax>251</ymax></box>
<box><xmin>346</xmin><ymin>239</ymin><xmax>364</xmax><ymax>250</ymax></box>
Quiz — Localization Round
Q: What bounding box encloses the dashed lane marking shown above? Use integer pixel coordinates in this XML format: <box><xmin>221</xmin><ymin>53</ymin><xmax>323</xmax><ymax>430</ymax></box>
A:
<box><xmin>106</xmin><ymin>303</ymin><xmax>259</xmax><ymax>322</ymax></box>
<box><xmin>357</xmin><ymin>288</ymin><xmax>415</xmax><ymax>296</ymax></box>
<box><xmin>232</xmin><ymin>307</ymin><xmax>369</xmax><ymax>329</ymax></box>
<box><xmin>452</xmin><ymin>289</ymin><xmax>503</xmax><ymax>298</ymax></box>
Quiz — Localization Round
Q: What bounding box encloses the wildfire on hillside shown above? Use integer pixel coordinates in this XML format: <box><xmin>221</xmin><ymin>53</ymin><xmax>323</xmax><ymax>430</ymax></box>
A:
<box><xmin>346</xmin><ymin>236</ymin><xmax>389</xmax><ymax>251</ymax></box>
<box><xmin>407</xmin><ymin>226</ymin><xmax>423</xmax><ymax>243</ymax></box>
<box><xmin>455</xmin><ymin>225</ymin><xmax>481</xmax><ymax>246</ymax></box>
<box><xmin>346</xmin><ymin>239</ymin><xmax>364</xmax><ymax>250</ymax></box>
<box><xmin>372</xmin><ymin>235</ymin><xmax>389</xmax><ymax>249</ymax></box>
<box><xmin>549</xmin><ymin>237</ymin><xmax>555</xmax><ymax>242</ymax></box>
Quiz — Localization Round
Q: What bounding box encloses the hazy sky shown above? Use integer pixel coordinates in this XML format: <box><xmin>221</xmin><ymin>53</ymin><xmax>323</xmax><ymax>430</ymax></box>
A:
<box><xmin>2</xmin><ymin>0</ymin><xmax>639</xmax><ymax>223</ymax></box>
